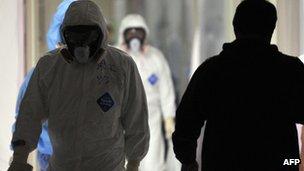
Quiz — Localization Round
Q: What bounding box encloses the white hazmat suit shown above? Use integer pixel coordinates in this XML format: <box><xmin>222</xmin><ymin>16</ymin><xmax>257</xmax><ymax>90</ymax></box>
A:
<box><xmin>118</xmin><ymin>14</ymin><xmax>180</xmax><ymax>171</ymax></box>
<box><xmin>10</xmin><ymin>1</ymin><xmax>149</xmax><ymax>171</ymax></box>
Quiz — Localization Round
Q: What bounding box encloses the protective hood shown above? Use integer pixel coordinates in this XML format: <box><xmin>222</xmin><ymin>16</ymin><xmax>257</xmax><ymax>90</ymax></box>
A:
<box><xmin>61</xmin><ymin>0</ymin><xmax>108</xmax><ymax>51</ymax></box>
<box><xmin>118</xmin><ymin>14</ymin><xmax>149</xmax><ymax>46</ymax></box>
<box><xmin>46</xmin><ymin>0</ymin><xmax>76</xmax><ymax>51</ymax></box>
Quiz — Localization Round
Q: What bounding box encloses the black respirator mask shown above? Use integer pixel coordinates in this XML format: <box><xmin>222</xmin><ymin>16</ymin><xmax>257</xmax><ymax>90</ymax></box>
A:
<box><xmin>124</xmin><ymin>28</ymin><xmax>146</xmax><ymax>53</ymax></box>
<box><xmin>63</xmin><ymin>25</ymin><xmax>102</xmax><ymax>64</ymax></box>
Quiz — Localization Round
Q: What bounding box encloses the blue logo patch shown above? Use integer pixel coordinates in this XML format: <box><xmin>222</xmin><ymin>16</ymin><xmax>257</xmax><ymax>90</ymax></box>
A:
<box><xmin>97</xmin><ymin>92</ymin><xmax>114</xmax><ymax>112</ymax></box>
<box><xmin>148</xmin><ymin>74</ymin><xmax>158</xmax><ymax>85</ymax></box>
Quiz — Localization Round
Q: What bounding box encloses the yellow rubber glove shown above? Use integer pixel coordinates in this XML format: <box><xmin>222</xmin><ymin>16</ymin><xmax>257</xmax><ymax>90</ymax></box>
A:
<box><xmin>126</xmin><ymin>160</ymin><xmax>140</xmax><ymax>171</ymax></box>
<box><xmin>165</xmin><ymin>117</ymin><xmax>175</xmax><ymax>139</ymax></box>
<box><xmin>9</xmin><ymin>156</ymin><xmax>13</xmax><ymax>165</ymax></box>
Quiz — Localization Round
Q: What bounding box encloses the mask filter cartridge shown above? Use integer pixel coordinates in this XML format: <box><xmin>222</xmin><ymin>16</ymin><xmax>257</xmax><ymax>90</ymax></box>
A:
<box><xmin>129</xmin><ymin>38</ymin><xmax>141</xmax><ymax>54</ymax></box>
<box><xmin>74</xmin><ymin>46</ymin><xmax>90</xmax><ymax>64</ymax></box>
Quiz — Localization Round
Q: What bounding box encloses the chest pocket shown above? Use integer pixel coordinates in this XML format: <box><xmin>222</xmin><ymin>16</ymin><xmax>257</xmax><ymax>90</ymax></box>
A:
<box><xmin>86</xmin><ymin>71</ymin><xmax>123</xmax><ymax>139</ymax></box>
<box><xmin>85</xmin><ymin>91</ymin><xmax>121</xmax><ymax>140</ymax></box>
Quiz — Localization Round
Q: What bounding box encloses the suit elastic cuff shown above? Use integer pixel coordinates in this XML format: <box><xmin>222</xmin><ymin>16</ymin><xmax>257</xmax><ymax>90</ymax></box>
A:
<box><xmin>13</xmin><ymin>146</ymin><xmax>30</xmax><ymax>163</ymax></box>
<box><xmin>9</xmin><ymin>162</ymin><xmax>33</xmax><ymax>171</ymax></box>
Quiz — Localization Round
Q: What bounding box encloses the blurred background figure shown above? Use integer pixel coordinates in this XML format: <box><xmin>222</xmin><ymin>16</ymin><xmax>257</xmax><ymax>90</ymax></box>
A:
<box><xmin>117</xmin><ymin>14</ymin><xmax>180</xmax><ymax>171</ymax></box>
<box><xmin>47</xmin><ymin>0</ymin><xmax>77</xmax><ymax>50</ymax></box>
<box><xmin>12</xmin><ymin>0</ymin><xmax>76</xmax><ymax>170</ymax></box>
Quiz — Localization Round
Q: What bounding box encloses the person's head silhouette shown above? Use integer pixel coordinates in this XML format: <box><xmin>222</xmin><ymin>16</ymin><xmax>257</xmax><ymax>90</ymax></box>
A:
<box><xmin>233</xmin><ymin>0</ymin><xmax>277</xmax><ymax>43</ymax></box>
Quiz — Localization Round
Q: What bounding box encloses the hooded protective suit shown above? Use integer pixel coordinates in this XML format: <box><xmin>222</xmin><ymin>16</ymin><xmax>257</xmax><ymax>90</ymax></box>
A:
<box><xmin>118</xmin><ymin>14</ymin><xmax>179</xmax><ymax>171</ymax></box>
<box><xmin>10</xmin><ymin>1</ymin><xmax>149</xmax><ymax>171</ymax></box>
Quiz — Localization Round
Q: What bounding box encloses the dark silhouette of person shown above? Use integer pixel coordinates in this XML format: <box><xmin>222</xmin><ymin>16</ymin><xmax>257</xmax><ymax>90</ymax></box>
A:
<box><xmin>172</xmin><ymin>0</ymin><xmax>304</xmax><ymax>171</ymax></box>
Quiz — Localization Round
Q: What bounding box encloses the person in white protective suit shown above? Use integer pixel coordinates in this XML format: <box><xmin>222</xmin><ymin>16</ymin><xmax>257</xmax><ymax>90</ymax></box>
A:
<box><xmin>118</xmin><ymin>14</ymin><xmax>180</xmax><ymax>171</ymax></box>
<box><xmin>8</xmin><ymin>1</ymin><xmax>149</xmax><ymax>171</ymax></box>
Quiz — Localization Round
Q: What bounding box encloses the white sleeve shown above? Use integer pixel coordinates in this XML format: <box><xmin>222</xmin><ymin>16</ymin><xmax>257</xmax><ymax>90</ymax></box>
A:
<box><xmin>157</xmin><ymin>51</ymin><xmax>176</xmax><ymax>118</ymax></box>
<box><xmin>121</xmin><ymin>57</ymin><xmax>150</xmax><ymax>161</ymax></box>
<box><xmin>300</xmin><ymin>54</ymin><xmax>304</xmax><ymax>64</ymax></box>
<box><xmin>12</xmin><ymin>60</ymin><xmax>48</xmax><ymax>156</ymax></box>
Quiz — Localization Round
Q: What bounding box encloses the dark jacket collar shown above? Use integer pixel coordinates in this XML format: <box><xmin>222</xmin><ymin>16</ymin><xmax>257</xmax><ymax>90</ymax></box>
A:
<box><xmin>221</xmin><ymin>37</ymin><xmax>279</xmax><ymax>56</ymax></box>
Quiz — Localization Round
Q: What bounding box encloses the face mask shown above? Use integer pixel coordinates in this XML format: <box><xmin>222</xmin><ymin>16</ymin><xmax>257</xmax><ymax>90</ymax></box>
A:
<box><xmin>129</xmin><ymin>38</ymin><xmax>141</xmax><ymax>54</ymax></box>
<box><xmin>74</xmin><ymin>46</ymin><xmax>90</xmax><ymax>64</ymax></box>
<box><xmin>64</xmin><ymin>26</ymin><xmax>101</xmax><ymax>64</ymax></box>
